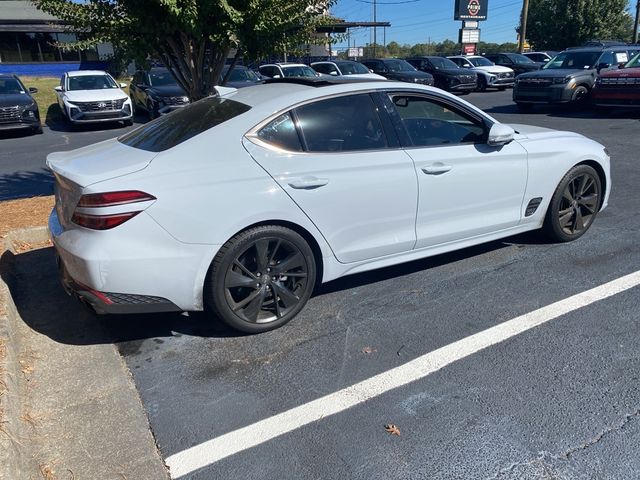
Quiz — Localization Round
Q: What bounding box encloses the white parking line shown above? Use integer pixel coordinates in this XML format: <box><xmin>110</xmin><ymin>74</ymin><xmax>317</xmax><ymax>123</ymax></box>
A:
<box><xmin>166</xmin><ymin>270</ymin><xmax>640</xmax><ymax>478</ymax></box>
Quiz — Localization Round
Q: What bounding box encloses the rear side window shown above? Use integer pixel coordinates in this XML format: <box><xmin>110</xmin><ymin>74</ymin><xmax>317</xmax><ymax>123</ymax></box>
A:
<box><xmin>294</xmin><ymin>94</ymin><xmax>387</xmax><ymax>152</ymax></box>
<box><xmin>257</xmin><ymin>112</ymin><xmax>302</xmax><ymax>152</ymax></box>
<box><xmin>119</xmin><ymin>97</ymin><xmax>251</xmax><ymax>152</ymax></box>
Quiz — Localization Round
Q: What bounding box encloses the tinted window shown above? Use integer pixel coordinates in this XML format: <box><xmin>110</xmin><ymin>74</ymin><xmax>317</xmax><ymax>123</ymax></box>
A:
<box><xmin>282</xmin><ymin>66</ymin><xmax>317</xmax><ymax>78</ymax></box>
<box><xmin>428</xmin><ymin>57</ymin><xmax>459</xmax><ymax>69</ymax></box>
<box><xmin>119</xmin><ymin>97</ymin><xmax>251</xmax><ymax>152</ymax></box>
<box><xmin>260</xmin><ymin>66</ymin><xmax>279</xmax><ymax>78</ymax></box>
<box><xmin>0</xmin><ymin>78</ymin><xmax>24</xmax><ymax>94</ymax></box>
<box><xmin>257</xmin><ymin>112</ymin><xmax>302</xmax><ymax>152</ymax></box>
<box><xmin>391</xmin><ymin>95</ymin><xmax>486</xmax><ymax>147</ymax></box>
<box><xmin>312</xmin><ymin>63</ymin><xmax>336</xmax><ymax>75</ymax></box>
<box><xmin>384</xmin><ymin>59</ymin><xmax>415</xmax><ymax>72</ymax></box>
<box><xmin>598</xmin><ymin>51</ymin><xmax>615</xmax><ymax>66</ymax></box>
<box><xmin>295</xmin><ymin>94</ymin><xmax>387</xmax><ymax>152</ymax></box>
<box><xmin>150</xmin><ymin>70</ymin><xmax>178</xmax><ymax>86</ymax></box>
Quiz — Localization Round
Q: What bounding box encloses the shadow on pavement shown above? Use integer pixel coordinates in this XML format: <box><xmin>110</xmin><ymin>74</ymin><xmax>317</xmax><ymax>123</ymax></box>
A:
<box><xmin>1</xmin><ymin>230</ymin><xmax>548</xmax><ymax>347</ymax></box>
<box><xmin>0</xmin><ymin>168</ymin><xmax>54</xmax><ymax>201</ymax></box>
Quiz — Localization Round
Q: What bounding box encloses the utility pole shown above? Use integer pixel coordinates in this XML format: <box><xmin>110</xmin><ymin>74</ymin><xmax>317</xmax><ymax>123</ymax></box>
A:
<box><xmin>634</xmin><ymin>0</ymin><xmax>639</xmax><ymax>44</ymax></box>
<box><xmin>373</xmin><ymin>0</ymin><xmax>377</xmax><ymax>57</ymax></box>
<box><xmin>518</xmin><ymin>0</ymin><xmax>530</xmax><ymax>53</ymax></box>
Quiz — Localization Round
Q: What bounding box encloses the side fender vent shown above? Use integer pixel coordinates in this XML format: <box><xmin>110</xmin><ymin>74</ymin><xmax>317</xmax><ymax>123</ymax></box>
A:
<box><xmin>525</xmin><ymin>197</ymin><xmax>543</xmax><ymax>217</ymax></box>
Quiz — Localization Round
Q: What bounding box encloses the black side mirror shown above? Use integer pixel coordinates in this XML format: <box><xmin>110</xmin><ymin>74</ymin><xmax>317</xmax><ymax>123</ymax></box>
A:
<box><xmin>28</xmin><ymin>87</ymin><xmax>38</xmax><ymax>93</ymax></box>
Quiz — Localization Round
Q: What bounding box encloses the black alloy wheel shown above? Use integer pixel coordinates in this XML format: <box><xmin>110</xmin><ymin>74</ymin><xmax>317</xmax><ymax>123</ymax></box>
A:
<box><xmin>206</xmin><ymin>226</ymin><xmax>316</xmax><ymax>333</ymax></box>
<box><xmin>544</xmin><ymin>165</ymin><xmax>601</xmax><ymax>242</ymax></box>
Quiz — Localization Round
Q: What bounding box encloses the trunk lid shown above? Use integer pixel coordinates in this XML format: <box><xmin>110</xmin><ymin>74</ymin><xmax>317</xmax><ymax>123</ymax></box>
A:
<box><xmin>46</xmin><ymin>137</ymin><xmax>158</xmax><ymax>188</ymax></box>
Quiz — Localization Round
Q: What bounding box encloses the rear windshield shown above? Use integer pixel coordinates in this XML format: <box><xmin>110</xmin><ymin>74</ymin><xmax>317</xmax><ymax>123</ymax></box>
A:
<box><xmin>118</xmin><ymin>96</ymin><xmax>251</xmax><ymax>152</ymax></box>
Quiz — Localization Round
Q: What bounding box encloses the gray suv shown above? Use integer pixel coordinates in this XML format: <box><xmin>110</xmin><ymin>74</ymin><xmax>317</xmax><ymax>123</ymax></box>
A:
<box><xmin>513</xmin><ymin>45</ymin><xmax>640</xmax><ymax>111</ymax></box>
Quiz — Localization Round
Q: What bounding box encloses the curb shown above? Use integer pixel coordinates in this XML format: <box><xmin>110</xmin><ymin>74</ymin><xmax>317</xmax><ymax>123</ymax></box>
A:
<box><xmin>0</xmin><ymin>247</ymin><xmax>22</xmax><ymax>480</ymax></box>
<box><xmin>0</xmin><ymin>226</ymin><xmax>169</xmax><ymax>480</ymax></box>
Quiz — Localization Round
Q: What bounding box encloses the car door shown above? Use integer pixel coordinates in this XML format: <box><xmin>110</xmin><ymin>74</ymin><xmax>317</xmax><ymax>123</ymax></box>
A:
<box><xmin>243</xmin><ymin>92</ymin><xmax>419</xmax><ymax>264</ymax></box>
<box><xmin>384</xmin><ymin>92</ymin><xmax>528</xmax><ymax>249</ymax></box>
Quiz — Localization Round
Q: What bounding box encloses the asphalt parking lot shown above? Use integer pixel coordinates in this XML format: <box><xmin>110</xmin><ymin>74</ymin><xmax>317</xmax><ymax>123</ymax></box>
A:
<box><xmin>3</xmin><ymin>90</ymin><xmax>640</xmax><ymax>479</ymax></box>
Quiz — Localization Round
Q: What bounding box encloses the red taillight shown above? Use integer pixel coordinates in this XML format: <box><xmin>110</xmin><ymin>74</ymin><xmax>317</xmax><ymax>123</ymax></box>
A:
<box><xmin>72</xmin><ymin>211</ymin><xmax>141</xmax><ymax>230</ymax></box>
<box><xmin>72</xmin><ymin>190</ymin><xmax>155</xmax><ymax>230</ymax></box>
<box><xmin>77</xmin><ymin>190</ymin><xmax>156</xmax><ymax>207</ymax></box>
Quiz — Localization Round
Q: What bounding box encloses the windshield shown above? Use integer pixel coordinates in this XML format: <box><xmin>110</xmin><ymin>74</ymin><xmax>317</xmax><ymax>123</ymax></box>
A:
<box><xmin>0</xmin><ymin>78</ymin><xmax>26</xmax><ymax>95</ymax></box>
<box><xmin>469</xmin><ymin>57</ymin><xmax>493</xmax><ymax>67</ymax></box>
<box><xmin>626</xmin><ymin>53</ymin><xmax>640</xmax><ymax>68</ymax></box>
<box><xmin>543</xmin><ymin>51</ymin><xmax>601</xmax><ymax>70</ymax></box>
<box><xmin>385</xmin><ymin>59</ymin><xmax>416</xmax><ymax>72</ymax></box>
<box><xmin>149</xmin><ymin>70</ymin><xmax>178</xmax><ymax>87</ymax></box>
<box><xmin>68</xmin><ymin>74</ymin><xmax>118</xmax><ymax>91</ymax></box>
<box><xmin>223</xmin><ymin>67</ymin><xmax>260</xmax><ymax>82</ymax></box>
<box><xmin>282</xmin><ymin>66</ymin><xmax>317</xmax><ymax>78</ymax></box>
<box><xmin>428</xmin><ymin>57</ymin><xmax>459</xmax><ymax>69</ymax></box>
<box><xmin>507</xmin><ymin>53</ymin><xmax>536</xmax><ymax>64</ymax></box>
<box><xmin>335</xmin><ymin>61</ymin><xmax>370</xmax><ymax>75</ymax></box>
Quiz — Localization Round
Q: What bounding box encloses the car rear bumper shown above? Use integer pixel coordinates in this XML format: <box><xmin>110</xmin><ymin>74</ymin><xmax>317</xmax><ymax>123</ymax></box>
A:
<box><xmin>49</xmin><ymin>208</ymin><xmax>219</xmax><ymax>313</ymax></box>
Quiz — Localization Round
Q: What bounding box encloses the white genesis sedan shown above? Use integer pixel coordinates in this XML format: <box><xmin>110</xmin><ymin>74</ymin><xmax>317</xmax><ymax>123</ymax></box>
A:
<box><xmin>48</xmin><ymin>78</ymin><xmax>610</xmax><ymax>333</ymax></box>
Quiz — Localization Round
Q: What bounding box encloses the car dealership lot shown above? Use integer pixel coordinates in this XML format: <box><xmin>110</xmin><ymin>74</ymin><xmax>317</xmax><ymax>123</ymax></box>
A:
<box><xmin>3</xmin><ymin>90</ymin><xmax>640</xmax><ymax>479</ymax></box>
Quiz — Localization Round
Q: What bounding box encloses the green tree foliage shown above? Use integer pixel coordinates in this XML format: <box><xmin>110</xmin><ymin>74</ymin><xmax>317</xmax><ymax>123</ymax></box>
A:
<box><xmin>526</xmin><ymin>0</ymin><xmax>634</xmax><ymax>50</ymax></box>
<box><xmin>34</xmin><ymin>0</ymin><xmax>334</xmax><ymax>99</ymax></box>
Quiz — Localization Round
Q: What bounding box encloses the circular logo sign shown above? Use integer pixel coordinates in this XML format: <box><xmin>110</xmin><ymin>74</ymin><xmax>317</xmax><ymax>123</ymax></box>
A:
<box><xmin>468</xmin><ymin>0</ymin><xmax>481</xmax><ymax>16</ymax></box>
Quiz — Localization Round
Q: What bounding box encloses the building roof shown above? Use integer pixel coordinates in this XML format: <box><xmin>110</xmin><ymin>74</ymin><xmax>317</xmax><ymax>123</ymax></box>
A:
<box><xmin>0</xmin><ymin>1</ymin><xmax>60</xmax><ymax>22</ymax></box>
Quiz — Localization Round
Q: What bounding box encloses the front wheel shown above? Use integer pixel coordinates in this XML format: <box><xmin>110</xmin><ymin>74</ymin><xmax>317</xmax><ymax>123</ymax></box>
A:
<box><xmin>475</xmin><ymin>76</ymin><xmax>487</xmax><ymax>92</ymax></box>
<box><xmin>570</xmin><ymin>85</ymin><xmax>590</xmax><ymax>106</ymax></box>
<box><xmin>205</xmin><ymin>226</ymin><xmax>316</xmax><ymax>333</ymax></box>
<box><xmin>543</xmin><ymin>165</ymin><xmax>602</xmax><ymax>242</ymax></box>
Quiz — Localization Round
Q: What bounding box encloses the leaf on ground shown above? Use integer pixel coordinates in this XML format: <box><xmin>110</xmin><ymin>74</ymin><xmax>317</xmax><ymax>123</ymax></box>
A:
<box><xmin>361</xmin><ymin>346</ymin><xmax>377</xmax><ymax>354</ymax></box>
<box><xmin>384</xmin><ymin>424</ymin><xmax>401</xmax><ymax>436</ymax></box>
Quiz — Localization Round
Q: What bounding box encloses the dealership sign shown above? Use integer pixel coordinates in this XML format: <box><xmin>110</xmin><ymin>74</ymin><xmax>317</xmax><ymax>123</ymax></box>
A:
<box><xmin>454</xmin><ymin>0</ymin><xmax>488</xmax><ymax>21</ymax></box>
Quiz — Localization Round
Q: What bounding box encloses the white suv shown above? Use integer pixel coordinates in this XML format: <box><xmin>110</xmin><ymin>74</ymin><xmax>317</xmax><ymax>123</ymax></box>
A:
<box><xmin>55</xmin><ymin>70</ymin><xmax>133</xmax><ymax>125</ymax></box>
<box><xmin>258</xmin><ymin>63</ymin><xmax>319</xmax><ymax>79</ymax></box>
<box><xmin>448</xmin><ymin>56</ymin><xmax>515</xmax><ymax>91</ymax></box>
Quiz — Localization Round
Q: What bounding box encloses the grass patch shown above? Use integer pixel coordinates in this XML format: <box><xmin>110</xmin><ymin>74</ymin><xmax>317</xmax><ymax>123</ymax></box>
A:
<box><xmin>18</xmin><ymin>76</ymin><xmax>132</xmax><ymax>126</ymax></box>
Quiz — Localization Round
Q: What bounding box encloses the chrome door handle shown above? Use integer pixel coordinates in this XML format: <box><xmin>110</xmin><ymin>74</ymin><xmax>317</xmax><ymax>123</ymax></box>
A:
<box><xmin>287</xmin><ymin>177</ymin><xmax>330</xmax><ymax>189</ymax></box>
<box><xmin>421</xmin><ymin>163</ymin><xmax>452</xmax><ymax>175</ymax></box>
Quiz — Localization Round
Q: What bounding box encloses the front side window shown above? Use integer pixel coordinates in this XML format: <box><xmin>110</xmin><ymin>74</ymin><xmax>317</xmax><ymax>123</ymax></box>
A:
<box><xmin>67</xmin><ymin>74</ymin><xmax>118</xmax><ymax>91</ymax></box>
<box><xmin>294</xmin><ymin>94</ymin><xmax>387</xmax><ymax>152</ymax></box>
<box><xmin>312</xmin><ymin>63</ymin><xmax>337</xmax><ymax>75</ymax></box>
<box><xmin>626</xmin><ymin>53</ymin><xmax>640</xmax><ymax>68</ymax></box>
<box><xmin>384</xmin><ymin>60</ymin><xmax>416</xmax><ymax>72</ymax></box>
<box><xmin>429</xmin><ymin>57</ymin><xmax>458</xmax><ymax>69</ymax></box>
<box><xmin>282</xmin><ymin>66</ymin><xmax>317</xmax><ymax>78</ymax></box>
<box><xmin>390</xmin><ymin>95</ymin><xmax>486</xmax><ymax>147</ymax></box>
<box><xmin>257</xmin><ymin>112</ymin><xmax>302</xmax><ymax>152</ymax></box>
<box><xmin>119</xmin><ymin>97</ymin><xmax>251</xmax><ymax>152</ymax></box>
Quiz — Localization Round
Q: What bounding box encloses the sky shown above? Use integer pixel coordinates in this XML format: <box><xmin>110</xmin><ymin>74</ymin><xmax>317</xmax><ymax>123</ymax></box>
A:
<box><xmin>329</xmin><ymin>0</ymin><xmax>637</xmax><ymax>51</ymax></box>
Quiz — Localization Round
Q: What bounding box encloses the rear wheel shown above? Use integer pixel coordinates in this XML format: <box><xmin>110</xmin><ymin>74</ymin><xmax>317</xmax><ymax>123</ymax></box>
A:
<box><xmin>543</xmin><ymin>165</ymin><xmax>602</xmax><ymax>242</ymax></box>
<box><xmin>206</xmin><ymin>226</ymin><xmax>316</xmax><ymax>333</ymax></box>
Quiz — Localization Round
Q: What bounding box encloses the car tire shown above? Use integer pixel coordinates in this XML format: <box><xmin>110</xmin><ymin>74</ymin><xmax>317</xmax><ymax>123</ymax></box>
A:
<box><xmin>543</xmin><ymin>164</ymin><xmax>602</xmax><ymax>243</ymax></box>
<box><xmin>32</xmin><ymin>124</ymin><xmax>43</xmax><ymax>135</ymax></box>
<box><xmin>205</xmin><ymin>225</ymin><xmax>317</xmax><ymax>333</ymax></box>
<box><xmin>131</xmin><ymin>98</ymin><xmax>138</xmax><ymax>115</ymax></box>
<box><xmin>147</xmin><ymin>102</ymin><xmax>157</xmax><ymax>120</ymax></box>
<box><xmin>475</xmin><ymin>76</ymin><xmax>487</xmax><ymax>92</ymax></box>
<box><xmin>123</xmin><ymin>119</ymin><xmax>133</xmax><ymax>127</ymax></box>
<box><xmin>516</xmin><ymin>102</ymin><xmax>534</xmax><ymax>112</ymax></box>
<box><xmin>497</xmin><ymin>86</ymin><xmax>507</xmax><ymax>91</ymax></box>
<box><xmin>570</xmin><ymin>85</ymin><xmax>590</xmax><ymax>106</ymax></box>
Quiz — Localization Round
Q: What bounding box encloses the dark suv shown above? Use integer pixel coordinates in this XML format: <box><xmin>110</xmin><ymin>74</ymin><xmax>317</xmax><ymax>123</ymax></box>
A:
<box><xmin>361</xmin><ymin>59</ymin><xmax>434</xmax><ymax>85</ymax></box>
<box><xmin>513</xmin><ymin>45</ymin><xmax>640</xmax><ymax>110</ymax></box>
<box><xmin>405</xmin><ymin>56</ymin><xmax>477</xmax><ymax>93</ymax></box>
<box><xmin>0</xmin><ymin>74</ymin><xmax>41</xmax><ymax>134</ymax></box>
<box><xmin>130</xmin><ymin>67</ymin><xmax>190</xmax><ymax>119</ymax></box>
<box><xmin>483</xmin><ymin>53</ymin><xmax>541</xmax><ymax>76</ymax></box>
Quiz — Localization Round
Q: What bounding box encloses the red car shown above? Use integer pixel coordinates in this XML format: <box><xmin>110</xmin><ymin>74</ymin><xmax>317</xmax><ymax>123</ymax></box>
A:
<box><xmin>592</xmin><ymin>53</ymin><xmax>640</xmax><ymax>109</ymax></box>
